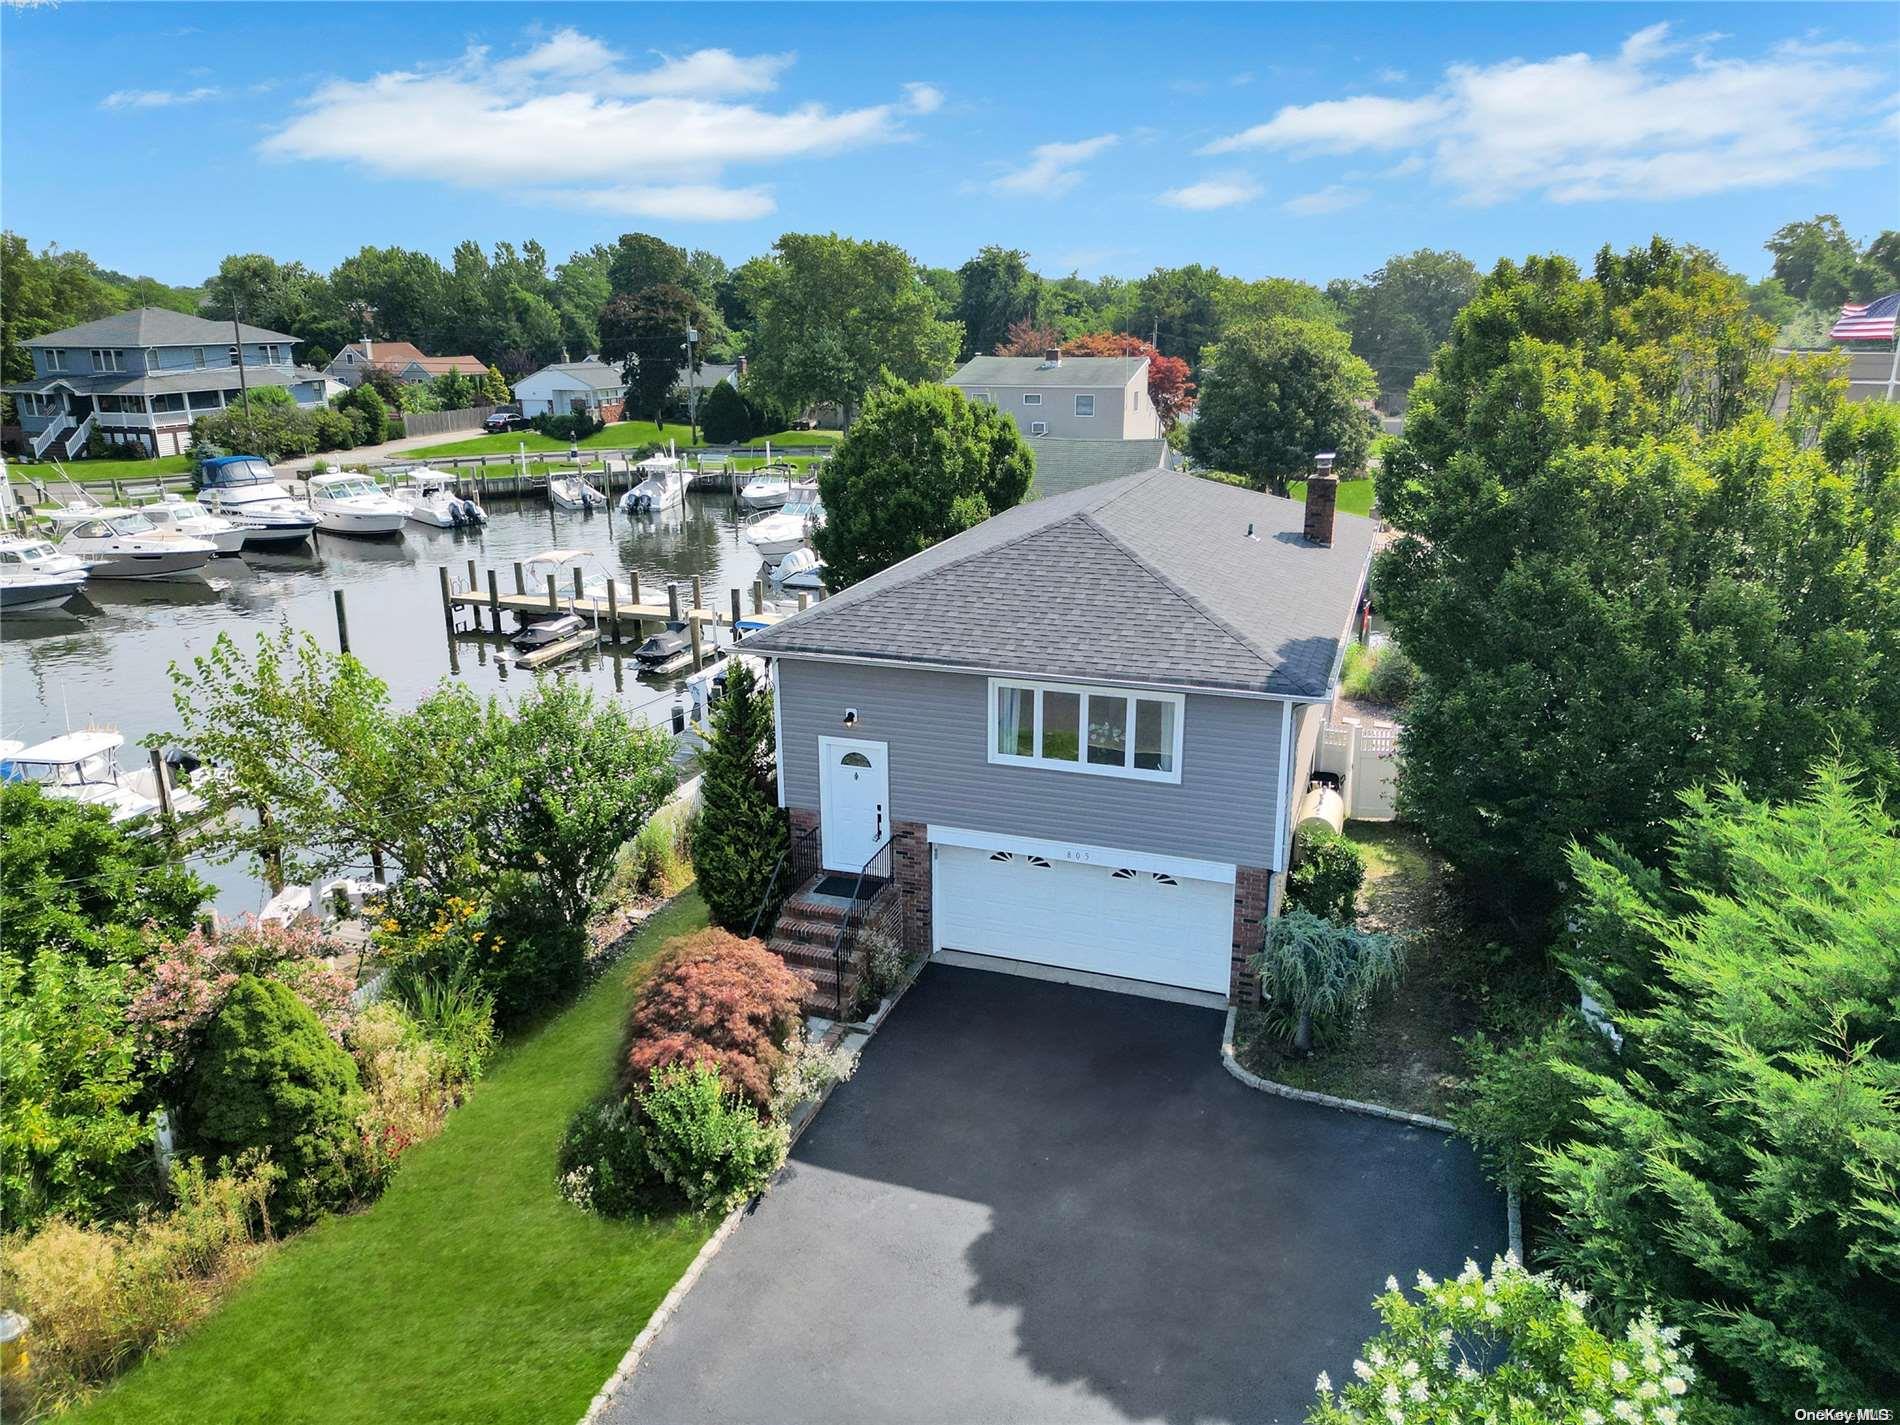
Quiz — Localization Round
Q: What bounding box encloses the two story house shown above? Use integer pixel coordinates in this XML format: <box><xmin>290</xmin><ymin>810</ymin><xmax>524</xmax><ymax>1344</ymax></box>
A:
<box><xmin>742</xmin><ymin>462</ymin><xmax>1371</xmax><ymax>1013</ymax></box>
<box><xmin>326</xmin><ymin>340</ymin><xmax>488</xmax><ymax>389</ymax></box>
<box><xmin>6</xmin><ymin>309</ymin><xmax>335</xmax><ymax>459</ymax></box>
<box><xmin>948</xmin><ymin>351</ymin><xmax>1172</xmax><ymax>497</ymax></box>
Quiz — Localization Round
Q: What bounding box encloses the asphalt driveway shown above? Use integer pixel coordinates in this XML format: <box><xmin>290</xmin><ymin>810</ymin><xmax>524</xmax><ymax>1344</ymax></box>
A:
<box><xmin>603</xmin><ymin>965</ymin><xmax>1504</xmax><ymax>1425</ymax></box>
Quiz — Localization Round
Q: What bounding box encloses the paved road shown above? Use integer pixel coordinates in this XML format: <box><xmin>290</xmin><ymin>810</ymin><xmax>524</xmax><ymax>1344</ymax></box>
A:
<box><xmin>605</xmin><ymin>965</ymin><xmax>1504</xmax><ymax>1425</ymax></box>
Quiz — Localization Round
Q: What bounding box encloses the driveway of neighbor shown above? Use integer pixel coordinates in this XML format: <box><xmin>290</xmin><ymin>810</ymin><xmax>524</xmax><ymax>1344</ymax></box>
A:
<box><xmin>603</xmin><ymin>965</ymin><xmax>1504</xmax><ymax>1425</ymax></box>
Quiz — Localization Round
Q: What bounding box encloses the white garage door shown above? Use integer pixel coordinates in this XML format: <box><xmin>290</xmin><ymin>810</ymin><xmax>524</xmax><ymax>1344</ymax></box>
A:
<box><xmin>933</xmin><ymin>841</ymin><xmax>1234</xmax><ymax>994</ymax></box>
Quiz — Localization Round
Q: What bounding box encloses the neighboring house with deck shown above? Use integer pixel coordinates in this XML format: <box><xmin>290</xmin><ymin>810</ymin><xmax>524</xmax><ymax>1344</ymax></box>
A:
<box><xmin>325</xmin><ymin>340</ymin><xmax>487</xmax><ymax>388</ymax></box>
<box><xmin>740</xmin><ymin>461</ymin><xmax>1372</xmax><ymax>1013</ymax></box>
<box><xmin>513</xmin><ymin>359</ymin><xmax>627</xmax><ymax>420</ymax></box>
<box><xmin>5</xmin><ymin>308</ymin><xmax>335</xmax><ymax>459</ymax></box>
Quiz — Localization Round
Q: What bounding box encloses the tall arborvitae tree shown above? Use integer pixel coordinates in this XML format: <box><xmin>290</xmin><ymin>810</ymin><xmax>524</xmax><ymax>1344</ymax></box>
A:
<box><xmin>693</xmin><ymin>661</ymin><xmax>790</xmax><ymax>935</ymax></box>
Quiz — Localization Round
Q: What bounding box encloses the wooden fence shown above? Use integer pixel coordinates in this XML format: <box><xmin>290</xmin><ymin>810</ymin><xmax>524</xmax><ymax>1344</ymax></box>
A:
<box><xmin>399</xmin><ymin>405</ymin><xmax>497</xmax><ymax>439</ymax></box>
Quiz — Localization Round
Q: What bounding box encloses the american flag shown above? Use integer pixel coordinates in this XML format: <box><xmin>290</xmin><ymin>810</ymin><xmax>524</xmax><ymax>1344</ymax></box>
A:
<box><xmin>1830</xmin><ymin>292</ymin><xmax>1900</xmax><ymax>342</ymax></box>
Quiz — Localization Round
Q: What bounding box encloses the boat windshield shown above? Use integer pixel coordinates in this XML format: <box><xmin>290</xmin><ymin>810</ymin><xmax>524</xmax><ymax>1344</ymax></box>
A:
<box><xmin>205</xmin><ymin>457</ymin><xmax>276</xmax><ymax>487</ymax></box>
<box><xmin>171</xmin><ymin>501</ymin><xmax>210</xmax><ymax>520</ymax></box>
<box><xmin>321</xmin><ymin>477</ymin><xmax>379</xmax><ymax>498</ymax></box>
<box><xmin>4</xmin><ymin>542</ymin><xmax>57</xmax><ymax>560</ymax></box>
<box><xmin>107</xmin><ymin>513</ymin><xmax>157</xmax><ymax>535</ymax></box>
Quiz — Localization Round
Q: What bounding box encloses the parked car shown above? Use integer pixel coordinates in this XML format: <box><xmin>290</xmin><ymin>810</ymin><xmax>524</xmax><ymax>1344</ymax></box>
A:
<box><xmin>483</xmin><ymin>409</ymin><xmax>530</xmax><ymax>433</ymax></box>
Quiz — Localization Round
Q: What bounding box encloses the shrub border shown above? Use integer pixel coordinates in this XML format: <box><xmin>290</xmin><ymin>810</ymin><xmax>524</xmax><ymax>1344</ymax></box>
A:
<box><xmin>1220</xmin><ymin>1006</ymin><xmax>1522</xmax><ymax>1260</ymax></box>
<box><xmin>577</xmin><ymin>947</ymin><xmax>930</xmax><ymax>1425</ymax></box>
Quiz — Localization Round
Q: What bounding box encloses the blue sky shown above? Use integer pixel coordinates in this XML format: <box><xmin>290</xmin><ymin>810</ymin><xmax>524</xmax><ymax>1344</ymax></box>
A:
<box><xmin>2</xmin><ymin>3</ymin><xmax>1894</xmax><ymax>289</ymax></box>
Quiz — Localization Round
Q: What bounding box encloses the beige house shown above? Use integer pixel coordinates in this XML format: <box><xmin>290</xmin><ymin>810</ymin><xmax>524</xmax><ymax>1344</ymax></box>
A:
<box><xmin>949</xmin><ymin>352</ymin><xmax>1161</xmax><ymax>441</ymax></box>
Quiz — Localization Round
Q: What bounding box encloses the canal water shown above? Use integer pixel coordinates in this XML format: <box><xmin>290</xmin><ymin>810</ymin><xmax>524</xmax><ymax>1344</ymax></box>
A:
<box><xmin>1</xmin><ymin>490</ymin><xmax>781</xmax><ymax>910</ymax></box>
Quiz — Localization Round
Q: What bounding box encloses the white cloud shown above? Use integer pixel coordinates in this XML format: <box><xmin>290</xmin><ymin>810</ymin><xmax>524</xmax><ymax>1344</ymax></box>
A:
<box><xmin>1376</xmin><ymin>68</ymin><xmax>1408</xmax><ymax>85</ymax></box>
<box><xmin>1157</xmin><ymin>175</ymin><xmax>1263</xmax><ymax>211</ymax></box>
<box><xmin>101</xmin><ymin>86</ymin><xmax>219</xmax><ymax>110</ymax></box>
<box><xmin>1282</xmin><ymin>185</ymin><xmax>1369</xmax><ymax>216</ymax></box>
<box><xmin>1383</xmin><ymin>155</ymin><xmax>1425</xmax><ymax>177</ymax></box>
<box><xmin>990</xmin><ymin>134</ymin><xmax>1118</xmax><ymax>197</ymax></box>
<box><xmin>1201</xmin><ymin>23</ymin><xmax>1886</xmax><ymax>204</ymax></box>
<box><xmin>1202</xmin><ymin>94</ymin><xmax>1448</xmax><ymax>155</ymax></box>
<box><xmin>903</xmin><ymin>82</ymin><xmax>944</xmax><ymax>115</ymax></box>
<box><xmin>261</xmin><ymin>30</ymin><xmax>923</xmax><ymax>220</ymax></box>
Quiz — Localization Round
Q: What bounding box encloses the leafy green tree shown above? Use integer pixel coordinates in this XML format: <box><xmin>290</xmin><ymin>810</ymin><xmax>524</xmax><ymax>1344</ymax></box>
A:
<box><xmin>481</xmin><ymin>363</ymin><xmax>512</xmax><ymax>405</ymax></box>
<box><xmin>185</xmin><ymin>976</ymin><xmax>366</xmax><ymax>1227</ymax></box>
<box><xmin>954</xmin><ymin>246</ymin><xmax>1045</xmax><ymax>360</ymax></box>
<box><xmin>605</xmin><ymin>231</ymin><xmax>690</xmax><ymax>299</ymax></box>
<box><xmin>1328</xmin><ymin>248</ymin><xmax>1481</xmax><ymax>406</ymax></box>
<box><xmin>1283</xmin><ymin>824</ymin><xmax>1366</xmax><ymax>923</ymax></box>
<box><xmin>813</xmin><ymin>378</ymin><xmax>1034</xmax><ymax>588</ymax></box>
<box><xmin>479</xmin><ymin>680</ymin><xmax>678</xmax><ymax>934</ymax></box>
<box><xmin>1</xmin><ymin>231</ymin><xmax>127</xmax><ymax>381</ymax></box>
<box><xmin>1310</xmin><ymin>1257</ymin><xmax>1706</xmax><ymax>1425</ymax></box>
<box><xmin>741</xmin><ymin>233</ymin><xmax>962</xmax><ymax>424</ymax></box>
<box><xmin>1509</xmin><ymin>766</ymin><xmax>1900</xmax><ymax>1418</ymax></box>
<box><xmin>1374</xmin><ymin>242</ymin><xmax>1900</xmax><ymax>914</ymax></box>
<box><xmin>692</xmin><ymin>662</ymin><xmax>789</xmax><ymax>933</ymax></box>
<box><xmin>598</xmin><ymin>283</ymin><xmax>703</xmax><ymax>427</ymax></box>
<box><xmin>1188</xmin><ymin>317</ymin><xmax>1376</xmax><ymax>492</ymax></box>
<box><xmin>335</xmin><ymin>382</ymin><xmax>395</xmax><ymax>443</ymax></box>
<box><xmin>1252</xmin><ymin>908</ymin><xmax>1403</xmax><ymax>1051</ymax></box>
<box><xmin>0</xmin><ymin>949</ymin><xmax>152</xmax><ymax>1231</ymax></box>
<box><xmin>328</xmin><ymin>245</ymin><xmax>450</xmax><ymax>356</ymax></box>
<box><xmin>1212</xmin><ymin>274</ymin><xmax>1339</xmax><ymax>334</ymax></box>
<box><xmin>698</xmin><ymin>379</ymin><xmax>752</xmax><ymax>445</ymax></box>
<box><xmin>1</xmin><ymin>783</ymin><xmax>209</xmax><ymax>970</ymax></box>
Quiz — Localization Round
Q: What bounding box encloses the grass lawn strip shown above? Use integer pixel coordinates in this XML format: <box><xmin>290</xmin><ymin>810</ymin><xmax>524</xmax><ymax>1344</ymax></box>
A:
<box><xmin>1235</xmin><ymin>823</ymin><xmax>1476</xmax><ymax>1120</ymax></box>
<box><xmin>75</xmin><ymin>894</ymin><xmax>715</xmax><ymax>1425</ymax></box>
<box><xmin>403</xmin><ymin>424</ymin><xmax>838</xmax><ymax>460</ymax></box>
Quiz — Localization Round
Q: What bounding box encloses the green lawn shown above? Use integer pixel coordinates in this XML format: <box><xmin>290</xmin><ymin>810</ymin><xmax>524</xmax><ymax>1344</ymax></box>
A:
<box><xmin>77</xmin><ymin>895</ymin><xmax>715</xmax><ymax>1425</ymax></box>
<box><xmin>407</xmin><ymin>423</ymin><xmax>840</xmax><ymax>460</ymax></box>
<box><xmin>19</xmin><ymin>454</ymin><xmax>193</xmax><ymax>486</ymax></box>
<box><xmin>1289</xmin><ymin>475</ymin><xmax>1376</xmax><ymax>517</ymax></box>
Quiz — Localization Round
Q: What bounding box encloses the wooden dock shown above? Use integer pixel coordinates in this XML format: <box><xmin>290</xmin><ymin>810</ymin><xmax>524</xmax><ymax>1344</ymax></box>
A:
<box><xmin>512</xmin><ymin>628</ymin><xmax>599</xmax><ymax>669</ymax></box>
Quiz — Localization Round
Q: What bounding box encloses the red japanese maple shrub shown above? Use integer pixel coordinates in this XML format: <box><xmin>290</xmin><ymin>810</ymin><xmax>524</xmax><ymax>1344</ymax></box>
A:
<box><xmin>624</xmin><ymin>929</ymin><xmax>807</xmax><ymax>1110</ymax></box>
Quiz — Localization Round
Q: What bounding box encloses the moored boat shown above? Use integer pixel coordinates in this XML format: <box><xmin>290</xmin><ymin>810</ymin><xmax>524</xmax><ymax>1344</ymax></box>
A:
<box><xmin>129</xmin><ymin>492</ymin><xmax>248</xmax><ymax>555</ymax></box>
<box><xmin>744</xmin><ymin>497</ymin><xmax>824</xmax><ymax>563</ymax></box>
<box><xmin>307</xmin><ymin>472</ymin><xmax>407</xmax><ymax>537</ymax></box>
<box><xmin>548</xmin><ymin>471</ymin><xmax>606</xmax><ymax>511</ymax></box>
<box><xmin>0</xmin><ymin>536</ymin><xmax>90</xmax><ymax>610</ymax></box>
<box><xmin>391</xmin><ymin>469</ymin><xmax>486</xmax><ymax>528</ymax></box>
<box><xmin>197</xmin><ymin>455</ymin><xmax>320</xmax><ymax>546</ymax></box>
<box><xmin>45</xmin><ymin>506</ymin><xmax>217</xmax><ymax>580</ymax></box>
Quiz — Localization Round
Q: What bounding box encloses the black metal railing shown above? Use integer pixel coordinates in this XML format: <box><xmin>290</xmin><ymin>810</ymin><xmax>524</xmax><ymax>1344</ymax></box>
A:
<box><xmin>828</xmin><ymin>839</ymin><xmax>890</xmax><ymax>1018</ymax></box>
<box><xmin>747</xmin><ymin>821</ymin><xmax>819</xmax><ymax>940</ymax></box>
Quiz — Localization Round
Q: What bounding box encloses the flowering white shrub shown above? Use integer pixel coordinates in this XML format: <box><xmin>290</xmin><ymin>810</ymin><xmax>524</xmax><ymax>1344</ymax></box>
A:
<box><xmin>1309</xmin><ymin>1256</ymin><xmax>1702</xmax><ymax>1425</ymax></box>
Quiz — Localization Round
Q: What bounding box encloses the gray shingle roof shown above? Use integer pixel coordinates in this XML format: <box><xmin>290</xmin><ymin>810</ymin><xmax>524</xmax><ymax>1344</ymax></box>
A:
<box><xmin>528</xmin><ymin>360</ymin><xmax>624</xmax><ymax>387</ymax></box>
<box><xmin>950</xmin><ymin>355</ymin><xmax>1147</xmax><ymax>389</ymax></box>
<box><xmin>745</xmin><ymin>468</ymin><xmax>1373</xmax><ymax>697</ymax></box>
<box><xmin>5</xmin><ymin>366</ymin><xmax>328</xmax><ymax>398</ymax></box>
<box><xmin>25</xmin><ymin>307</ymin><xmax>298</xmax><ymax>349</ymax></box>
<box><xmin>1029</xmin><ymin>438</ymin><xmax>1174</xmax><ymax>499</ymax></box>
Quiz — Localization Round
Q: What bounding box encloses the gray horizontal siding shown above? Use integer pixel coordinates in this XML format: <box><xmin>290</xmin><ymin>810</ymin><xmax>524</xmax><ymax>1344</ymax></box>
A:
<box><xmin>777</xmin><ymin>658</ymin><xmax>1284</xmax><ymax>869</ymax></box>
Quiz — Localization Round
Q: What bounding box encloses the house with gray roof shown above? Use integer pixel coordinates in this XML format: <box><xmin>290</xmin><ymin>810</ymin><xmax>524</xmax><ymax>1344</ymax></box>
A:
<box><xmin>5</xmin><ymin>308</ymin><xmax>336</xmax><ymax>459</ymax></box>
<box><xmin>949</xmin><ymin>351</ymin><xmax>1162</xmax><ymax>441</ymax></box>
<box><xmin>739</xmin><ymin>461</ymin><xmax>1371</xmax><ymax>1013</ymax></box>
<box><xmin>512</xmin><ymin>359</ymin><xmax>627</xmax><ymax>420</ymax></box>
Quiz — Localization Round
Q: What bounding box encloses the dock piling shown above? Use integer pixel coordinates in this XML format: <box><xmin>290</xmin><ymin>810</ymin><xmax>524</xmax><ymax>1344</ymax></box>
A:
<box><xmin>466</xmin><ymin>558</ymin><xmax>477</xmax><ymax>594</ymax></box>
<box><xmin>630</xmin><ymin>571</ymin><xmax>640</xmax><ymax>605</ymax></box>
<box><xmin>752</xmin><ymin>579</ymin><xmax>765</xmax><ymax>614</ymax></box>
<box><xmin>486</xmin><ymin>569</ymin><xmax>501</xmax><ymax>631</ymax></box>
<box><xmin>798</xmin><ymin>592</ymin><xmax>811</xmax><ymax>611</ymax></box>
<box><xmin>573</xmin><ymin>568</ymin><xmax>585</xmax><ymax>602</ymax></box>
<box><xmin>689</xmin><ymin>617</ymin><xmax>704</xmax><ymax>669</ymax></box>
<box><xmin>730</xmin><ymin>588</ymin><xmax>742</xmax><ymax>627</ymax></box>
<box><xmin>547</xmin><ymin>574</ymin><xmax>560</xmax><ymax>613</ymax></box>
<box><xmin>513</xmin><ymin>561</ymin><xmax>525</xmax><ymax>595</ymax></box>
<box><xmin>667</xmin><ymin>582</ymin><xmax>682</xmax><ymax>622</ymax></box>
<box><xmin>606</xmin><ymin>578</ymin><xmax>620</xmax><ymax>643</ymax></box>
<box><xmin>333</xmin><ymin>589</ymin><xmax>351</xmax><ymax>653</ymax></box>
<box><xmin>691</xmin><ymin>575</ymin><xmax>702</xmax><ymax>612</ymax></box>
<box><xmin>437</xmin><ymin>565</ymin><xmax>456</xmax><ymax>637</ymax></box>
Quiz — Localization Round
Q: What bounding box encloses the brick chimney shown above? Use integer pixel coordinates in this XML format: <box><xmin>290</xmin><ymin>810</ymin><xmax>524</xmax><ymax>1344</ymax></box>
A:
<box><xmin>1044</xmin><ymin>347</ymin><xmax>1062</xmax><ymax>366</ymax></box>
<box><xmin>1303</xmin><ymin>452</ymin><xmax>1338</xmax><ymax>546</ymax></box>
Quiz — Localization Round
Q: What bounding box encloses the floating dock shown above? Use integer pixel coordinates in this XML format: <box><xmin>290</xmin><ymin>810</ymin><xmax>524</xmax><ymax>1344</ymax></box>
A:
<box><xmin>512</xmin><ymin>628</ymin><xmax>600</xmax><ymax>669</ymax></box>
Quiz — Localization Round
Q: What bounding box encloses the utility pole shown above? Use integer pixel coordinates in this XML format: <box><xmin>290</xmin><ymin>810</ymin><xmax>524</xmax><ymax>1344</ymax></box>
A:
<box><xmin>683</xmin><ymin>323</ymin><xmax>701</xmax><ymax>445</ymax></box>
<box><xmin>231</xmin><ymin>296</ymin><xmax>257</xmax><ymax>453</ymax></box>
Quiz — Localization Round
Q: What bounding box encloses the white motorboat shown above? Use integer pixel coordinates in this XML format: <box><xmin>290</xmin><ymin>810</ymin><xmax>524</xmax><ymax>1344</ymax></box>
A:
<box><xmin>45</xmin><ymin>506</ymin><xmax>217</xmax><ymax>580</ymax></box>
<box><xmin>744</xmin><ymin>497</ymin><xmax>824</xmax><ymax>563</ymax></box>
<box><xmin>259</xmin><ymin>875</ymin><xmax>384</xmax><ymax>930</ymax></box>
<box><xmin>1</xmin><ymin>727</ymin><xmax>200</xmax><ymax>824</ymax></box>
<box><xmin>0</xmin><ymin>536</ymin><xmax>90</xmax><ymax>611</ymax></box>
<box><xmin>391</xmin><ymin>469</ymin><xmax>486</xmax><ymax>529</ymax></box>
<box><xmin>197</xmin><ymin>455</ymin><xmax>320</xmax><ymax>546</ymax></box>
<box><xmin>548</xmin><ymin>471</ymin><xmax>606</xmax><ymax>512</ymax></box>
<box><xmin>621</xmin><ymin>453</ymin><xmax>687</xmax><ymax>514</ymax></box>
<box><xmin>736</xmin><ymin>464</ymin><xmax>814</xmax><ymax>510</ymax></box>
<box><xmin>308</xmin><ymin>472</ymin><xmax>407</xmax><ymax>536</ymax></box>
<box><xmin>773</xmin><ymin>545</ymin><xmax>827</xmax><ymax>591</ymax></box>
<box><xmin>129</xmin><ymin>493</ymin><xmax>248</xmax><ymax>555</ymax></box>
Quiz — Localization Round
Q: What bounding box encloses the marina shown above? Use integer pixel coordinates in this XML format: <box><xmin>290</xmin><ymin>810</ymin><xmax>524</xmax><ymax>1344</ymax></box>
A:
<box><xmin>0</xmin><ymin>484</ymin><xmax>821</xmax><ymax>908</ymax></box>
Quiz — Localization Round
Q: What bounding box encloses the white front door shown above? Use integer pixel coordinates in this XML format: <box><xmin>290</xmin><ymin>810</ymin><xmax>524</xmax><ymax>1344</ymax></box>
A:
<box><xmin>818</xmin><ymin>737</ymin><xmax>889</xmax><ymax>872</ymax></box>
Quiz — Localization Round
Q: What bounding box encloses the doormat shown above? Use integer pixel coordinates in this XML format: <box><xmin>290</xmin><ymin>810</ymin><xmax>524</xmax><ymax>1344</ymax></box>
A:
<box><xmin>811</xmin><ymin>874</ymin><xmax>885</xmax><ymax>900</ymax></box>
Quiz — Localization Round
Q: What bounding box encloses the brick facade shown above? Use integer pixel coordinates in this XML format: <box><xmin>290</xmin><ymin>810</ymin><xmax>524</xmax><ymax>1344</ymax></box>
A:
<box><xmin>1229</xmin><ymin>865</ymin><xmax>1272</xmax><ymax>1004</ymax></box>
<box><xmin>889</xmin><ymin>819</ymin><xmax>932</xmax><ymax>956</ymax></box>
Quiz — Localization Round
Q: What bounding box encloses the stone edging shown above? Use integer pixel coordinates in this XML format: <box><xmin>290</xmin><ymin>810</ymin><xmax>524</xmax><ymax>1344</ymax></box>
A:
<box><xmin>1220</xmin><ymin>1006</ymin><xmax>1458</xmax><ymax>1132</ymax></box>
<box><xmin>577</xmin><ymin>951</ymin><xmax>928</xmax><ymax>1425</ymax></box>
<box><xmin>1220</xmin><ymin>1007</ymin><xmax>1523</xmax><ymax>1262</ymax></box>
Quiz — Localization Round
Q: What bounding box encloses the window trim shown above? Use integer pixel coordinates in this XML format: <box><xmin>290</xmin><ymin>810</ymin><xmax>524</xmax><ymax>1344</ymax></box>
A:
<box><xmin>44</xmin><ymin>349</ymin><xmax>68</xmax><ymax>371</ymax></box>
<box><xmin>1074</xmin><ymin>393</ymin><xmax>1095</xmax><ymax>417</ymax></box>
<box><xmin>986</xmin><ymin>676</ymin><xmax>1185</xmax><ymax>785</ymax></box>
<box><xmin>1021</xmin><ymin>391</ymin><xmax>1042</xmax><ymax>406</ymax></box>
